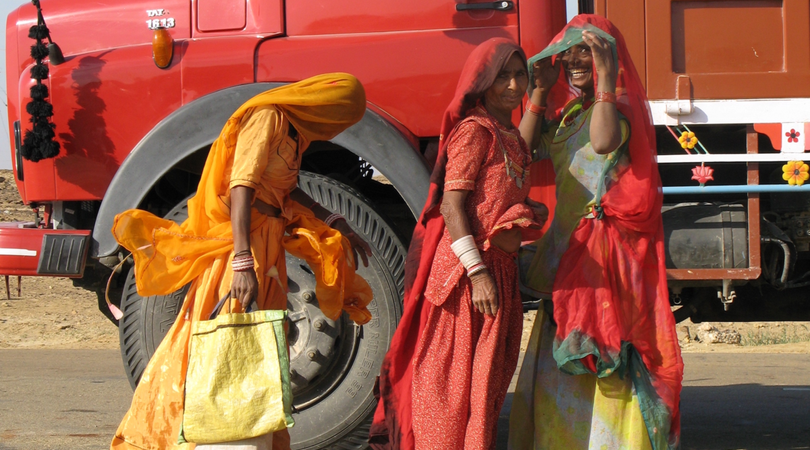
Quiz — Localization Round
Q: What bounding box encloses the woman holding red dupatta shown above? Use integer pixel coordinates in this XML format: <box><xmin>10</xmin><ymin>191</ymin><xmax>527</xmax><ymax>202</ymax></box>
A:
<box><xmin>369</xmin><ymin>38</ymin><xmax>548</xmax><ymax>450</ymax></box>
<box><xmin>509</xmin><ymin>15</ymin><xmax>683</xmax><ymax>450</ymax></box>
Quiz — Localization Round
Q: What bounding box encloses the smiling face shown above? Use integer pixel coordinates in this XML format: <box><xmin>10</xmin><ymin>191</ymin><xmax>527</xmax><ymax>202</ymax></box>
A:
<box><xmin>560</xmin><ymin>42</ymin><xmax>595</xmax><ymax>95</ymax></box>
<box><xmin>483</xmin><ymin>53</ymin><xmax>529</xmax><ymax>123</ymax></box>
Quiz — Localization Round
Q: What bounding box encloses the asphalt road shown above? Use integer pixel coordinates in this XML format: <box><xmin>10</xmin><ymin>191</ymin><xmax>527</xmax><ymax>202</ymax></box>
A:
<box><xmin>0</xmin><ymin>349</ymin><xmax>808</xmax><ymax>450</ymax></box>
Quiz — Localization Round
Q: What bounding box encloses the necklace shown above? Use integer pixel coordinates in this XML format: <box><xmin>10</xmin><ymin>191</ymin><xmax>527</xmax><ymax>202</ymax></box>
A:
<box><xmin>503</xmin><ymin>147</ymin><xmax>529</xmax><ymax>188</ymax></box>
<box><xmin>493</xmin><ymin>127</ymin><xmax>529</xmax><ymax>188</ymax></box>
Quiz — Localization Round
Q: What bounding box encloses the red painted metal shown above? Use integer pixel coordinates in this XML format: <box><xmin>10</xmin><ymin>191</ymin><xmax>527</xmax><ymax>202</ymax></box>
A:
<box><xmin>644</xmin><ymin>0</ymin><xmax>810</xmax><ymax>100</ymax></box>
<box><xmin>3</xmin><ymin>0</ymin><xmax>563</xmax><ymax>275</ymax></box>
<box><xmin>193</xmin><ymin>0</ymin><xmax>284</xmax><ymax>37</ymax></box>
<box><xmin>7</xmin><ymin>0</ymin><xmax>560</xmax><ymax>204</ymax></box>
<box><xmin>0</xmin><ymin>225</ymin><xmax>90</xmax><ymax>277</ymax></box>
<box><xmin>285</xmin><ymin>0</ymin><xmax>518</xmax><ymax>37</ymax></box>
<box><xmin>5</xmin><ymin>8</ymin><xmax>23</xmax><ymax>201</ymax></box>
<box><xmin>45</xmin><ymin>45</ymin><xmax>183</xmax><ymax>201</ymax></box>
<box><xmin>179</xmin><ymin>37</ymin><xmax>258</xmax><ymax>105</ymax></box>
<box><xmin>256</xmin><ymin>27</ymin><xmax>520</xmax><ymax>138</ymax></box>
<box><xmin>197</xmin><ymin>0</ymin><xmax>247</xmax><ymax>31</ymax></box>
<box><xmin>519</xmin><ymin>0</ymin><xmax>567</xmax><ymax>61</ymax></box>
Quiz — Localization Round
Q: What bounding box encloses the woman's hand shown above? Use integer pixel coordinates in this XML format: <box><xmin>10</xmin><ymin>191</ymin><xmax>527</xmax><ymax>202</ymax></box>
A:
<box><xmin>521</xmin><ymin>59</ymin><xmax>558</xmax><ymax>150</ymax></box>
<box><xmin>490</xmin><ymin>228</ymin><xmax>522</xmax><ymax>254</ymax></box>
<box><xmin>526</xmin><ymin>198</ymin><xmax>549</xmax><ymax>229</ymax></box>
<box><xmin>470</xmin><ymin>270</ymin><xmax>498</xmax><ymax>316</ymax></box>
<box><xmin>231</xmin><ymin>269</ymin><xmax>258</xmax><ymax>310</ymax></box>
<box><xmin>532</xmin><ymin>57</ymin><xmax>560</xmax><ymax>94</ymax></box>
<box><xmin>332</xmin><ymin>219</ymin><xmax>372</xmax><ymax>268</ymax></box>
<box><xmin>582</xmin><ymin>30</ymin><xmax>617</xmax><ymax>92</ymax></box>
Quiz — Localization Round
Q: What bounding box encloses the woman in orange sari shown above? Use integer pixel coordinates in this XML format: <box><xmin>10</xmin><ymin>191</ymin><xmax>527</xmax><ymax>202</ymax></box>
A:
<box><xmin>110</xmin><ymin>73</ymin><xmax>373</xmax><ymax>450</ymax></box>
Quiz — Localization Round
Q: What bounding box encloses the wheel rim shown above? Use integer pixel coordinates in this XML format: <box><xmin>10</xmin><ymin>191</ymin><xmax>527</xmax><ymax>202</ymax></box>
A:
<box><xmin>285</xmin><ymin>254</ymin><xmax>362</xmax><ymax>410</ymax></box>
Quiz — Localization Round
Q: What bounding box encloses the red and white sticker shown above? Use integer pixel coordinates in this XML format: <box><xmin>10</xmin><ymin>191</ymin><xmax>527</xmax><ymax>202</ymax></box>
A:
<box><xmin>781</xmin><ymin>123</ymin><xmax>810</xmax><ymax>153</ymax></box>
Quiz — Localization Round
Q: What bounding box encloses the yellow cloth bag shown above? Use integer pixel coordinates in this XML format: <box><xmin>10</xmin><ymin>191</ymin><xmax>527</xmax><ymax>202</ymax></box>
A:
<box><xmin>179</xmin><ymin>307</ymin><xmax>293</xmax><ymax>444</ymax></box>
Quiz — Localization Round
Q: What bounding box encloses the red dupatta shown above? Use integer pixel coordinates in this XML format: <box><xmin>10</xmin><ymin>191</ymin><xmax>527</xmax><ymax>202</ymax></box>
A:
<box><xmin>369</xmin><ymin>37</ymin><xmax>525</xmax><ymax>450</ymax></box>
<box><xmin>531</xmin><ymin>15</ymin><xmax>683</xmax><ymax>450</ymax></box>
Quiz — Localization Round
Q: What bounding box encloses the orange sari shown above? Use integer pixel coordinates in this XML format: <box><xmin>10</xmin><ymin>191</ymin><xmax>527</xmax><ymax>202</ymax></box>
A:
<box><xmin>110</xmin><ymin>73</ymin><xmax>372</xmax><ymax>450</ymax></box>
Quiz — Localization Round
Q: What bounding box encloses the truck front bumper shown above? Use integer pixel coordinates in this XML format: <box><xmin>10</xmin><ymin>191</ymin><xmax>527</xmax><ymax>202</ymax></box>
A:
<box><xmin>0</xmin><ymin>223</ymin><xmax>91</xmax><ymax>277</ymax></box>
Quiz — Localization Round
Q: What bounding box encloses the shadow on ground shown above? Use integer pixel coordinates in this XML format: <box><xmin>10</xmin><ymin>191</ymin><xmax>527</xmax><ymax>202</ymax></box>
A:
<box><xmin>496</xmin><ymin>385</ymin><xmax>810</xmax><ymax>450</ymax></box>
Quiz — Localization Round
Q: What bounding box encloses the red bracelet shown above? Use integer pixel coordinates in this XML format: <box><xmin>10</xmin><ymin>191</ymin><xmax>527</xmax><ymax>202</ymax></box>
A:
<box><xmin>526</xmin><ymin>99</ymin><xmax>546</xmax><ymax>116</ymax></box>
<box><xmin>595</xmin><ymin>91</ymin><xmax>617</xmax><ymax>104</ymax></box>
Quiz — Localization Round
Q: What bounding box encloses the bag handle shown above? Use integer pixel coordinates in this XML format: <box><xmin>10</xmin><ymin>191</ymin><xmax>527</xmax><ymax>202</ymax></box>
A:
<box><xmin>208</xmin><ymin>293</ymin><xmax>257</xmax><ymax>320</ymax></box>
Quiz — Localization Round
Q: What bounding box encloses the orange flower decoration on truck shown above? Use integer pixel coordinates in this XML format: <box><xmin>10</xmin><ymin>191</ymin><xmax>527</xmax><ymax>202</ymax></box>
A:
<box><xmin>782</xmin><ymin>161</ymin><xmax>810</xmax><ymax>186</ymax></box>
<box><xmin>678</xmin><ymin>131</ymin><xmax>698</xmax><ymax>150</ymax></box>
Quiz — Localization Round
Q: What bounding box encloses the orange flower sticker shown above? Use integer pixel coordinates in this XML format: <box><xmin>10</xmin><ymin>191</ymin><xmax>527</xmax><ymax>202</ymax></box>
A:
<box><xmin>678</xmin><ymin>131</ymin><xmax>698</xmax><ymax>150</ymax></box>
<box><xmin>782</xmin><ymin>161</ymin><xmax>810</xmax><ymax>186</ymax></box>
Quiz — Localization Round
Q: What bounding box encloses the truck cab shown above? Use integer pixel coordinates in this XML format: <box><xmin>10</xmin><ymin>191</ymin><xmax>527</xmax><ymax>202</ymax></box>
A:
<box><xmin>4</xmin><ymin>1</ymin><xmax>565</xmax><ymax>448</ymax></box>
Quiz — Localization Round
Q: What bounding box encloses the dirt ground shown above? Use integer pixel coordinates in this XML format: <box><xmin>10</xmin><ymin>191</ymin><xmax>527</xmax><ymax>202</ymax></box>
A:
<box><xmin>0</xmin><ymin>170</ymin><xmax>118</xmax><ymax>349</ymax></box>
<box><xmin>1</xmin><ymin>169</ymin><xmax>809</xmax><ymax>354</ymax></box>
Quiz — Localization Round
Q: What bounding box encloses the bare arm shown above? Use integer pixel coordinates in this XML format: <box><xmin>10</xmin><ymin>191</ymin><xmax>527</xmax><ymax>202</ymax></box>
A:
<box><xmin>519</xmin><ymin>58</ymin><xmax>560</xmax><ymax>151</ymax></box>
<box><xmin>440</xmin><ymin>190</ymin><xmax>499</xmax><ymax>316</ymax></box>
<box><xmin>584</xmin><ymin>31</ymin><xmax>622</xmax><ymax>155</ymax></box>
<box><xmin>440</xmin><ymin>190</ymin><xmax>473</xmax><ymax>241</ymax></box>
<box><xmin>230</xmin><ymin>185</ymin><xmax>258</xmax><ymax>308</ymax></box>
<box><xmin>290</xmin><ymin>186</ymin><xmax>372</xmax><ymax>267</ymax></box>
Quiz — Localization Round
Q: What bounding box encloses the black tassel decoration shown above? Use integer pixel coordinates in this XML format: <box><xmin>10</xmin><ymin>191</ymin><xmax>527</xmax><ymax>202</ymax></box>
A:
<box><xmin>20</xmin><ymin>0</ymin><xmax>60</xmax><ymax>162</ymax></box>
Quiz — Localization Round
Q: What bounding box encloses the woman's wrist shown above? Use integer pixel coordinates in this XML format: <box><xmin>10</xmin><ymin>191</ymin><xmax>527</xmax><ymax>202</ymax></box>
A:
<box><xmin>232</xmin><ymin>254</ymin><xmax>255</xmax><ymax>272</ymax></box>
<box><xmin>526</xmin><ymin>99</ymin><xmax>546</xmax><ymax>116</ymax></box>
<box><xmin>469</xmin><ymin>269</ymin><xmax>491</xmax><ymax>284</ymax></box>
<box><xmin>530</xmin><ymin>88</ymin><xmax>549</xmax><ymax>107</ymax></box>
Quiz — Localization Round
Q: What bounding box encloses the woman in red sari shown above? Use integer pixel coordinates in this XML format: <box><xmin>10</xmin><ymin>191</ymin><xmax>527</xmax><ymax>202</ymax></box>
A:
<box><xmin>509</xmin><ymin>15</ymin><xmax>683</xmax><ymax>450</ymax></box>
<box><xmin>369</xmin><ymin>38</ymin><xmax>547</xmax><ymax>449</ymax></box>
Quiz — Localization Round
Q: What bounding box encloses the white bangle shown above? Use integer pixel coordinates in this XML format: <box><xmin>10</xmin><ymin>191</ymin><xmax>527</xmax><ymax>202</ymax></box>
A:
<box><xmin>467</xmin><ymin>263</ymin><xmax>487</xmax><ymax>277</ymax></box>
<box><xmin>450</xmin><ymin>235</ymin><xmax>483</xmax><ymax>270</ymax></box>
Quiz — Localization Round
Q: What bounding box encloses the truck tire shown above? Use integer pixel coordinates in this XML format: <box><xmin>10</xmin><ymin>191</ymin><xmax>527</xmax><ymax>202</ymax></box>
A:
<box><xmin>118</xmin><ymin>171</ymin><xmax>406</xmax><ymax>450</ymax></box>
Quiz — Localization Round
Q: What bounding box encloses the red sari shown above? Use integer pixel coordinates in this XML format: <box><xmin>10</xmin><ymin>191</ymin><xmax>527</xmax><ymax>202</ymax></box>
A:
<box><xmin>411</xmin><ymin>106</ymin><xmax>534</xmax><ymax>449</ymax></box>
<box><xmin>369</xmin><ymin>38</ymin><xmax>539</xmax><ymax>450</ymax></box>
<box><xmin>518</xmin><ymin>15</ymin><xmax>683</xmax><ymax>450</ymax></box>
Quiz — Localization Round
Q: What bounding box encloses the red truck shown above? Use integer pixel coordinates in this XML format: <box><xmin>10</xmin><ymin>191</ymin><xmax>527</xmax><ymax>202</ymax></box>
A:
<box><xmin>5</xmin><ymin>0</ymin><xmax>810</xmax><ymax>448</ymax></box>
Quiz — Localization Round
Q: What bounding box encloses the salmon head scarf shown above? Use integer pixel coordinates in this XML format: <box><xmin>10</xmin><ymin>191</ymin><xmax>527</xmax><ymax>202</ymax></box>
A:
<box><xmin>411</xmin><ymin>37</ymin><xmax>526</xmax><ymax>293</ymax></box>
<box><xmin>530</xmin><ymin>16</ymin><xmax>683</xmax><ymax>450</ymax></box>
<box><xmin>369</xmin><ymin>38</ymin><xmax>525</xmax><ymax>450</ymax></box>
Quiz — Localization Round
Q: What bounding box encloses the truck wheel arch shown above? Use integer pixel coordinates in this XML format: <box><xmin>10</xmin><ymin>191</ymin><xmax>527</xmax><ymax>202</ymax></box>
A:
<box><xmin>92</xmin><ymin>82</ymin><xmax>430</xmax><ymax>260</ymax></box>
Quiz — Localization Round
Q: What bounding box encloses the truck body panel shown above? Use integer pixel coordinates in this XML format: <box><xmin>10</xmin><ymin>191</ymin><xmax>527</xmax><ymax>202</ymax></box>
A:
<box><xmin>594</xmin><ymin>0</ymin><xmax>810</xmax><ymax>101</ymax></box>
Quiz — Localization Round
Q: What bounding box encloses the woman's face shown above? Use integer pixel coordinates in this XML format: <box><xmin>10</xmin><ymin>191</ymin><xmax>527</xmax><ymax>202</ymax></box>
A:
<box><xmin>560</xmin><ymin>43</ymin><xmax>594</xmax><ymax>91</ymax></box>
<box><xmin>484</xmin><ymin>53</ymin><xmax>529</xmax><ymax>117</ymax></box>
